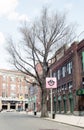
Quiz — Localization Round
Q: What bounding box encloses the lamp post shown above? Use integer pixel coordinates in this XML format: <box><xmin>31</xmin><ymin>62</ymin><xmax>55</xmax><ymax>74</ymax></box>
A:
<box><xmin>33</xmin><ymin>81</ymin><xmax>37</xmax><ymax>115</ymax></box>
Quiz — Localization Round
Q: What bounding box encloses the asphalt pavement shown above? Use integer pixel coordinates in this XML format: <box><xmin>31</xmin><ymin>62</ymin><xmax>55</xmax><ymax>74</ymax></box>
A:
<box><xmin>0</xmin><ymin>111</ymin><xmax>84</xmax><ymax>130</ymax></box>
<box><xmin>25</xmin><ymin>111</ymin><xmax>84</xmax><ymax>128</ymax></box>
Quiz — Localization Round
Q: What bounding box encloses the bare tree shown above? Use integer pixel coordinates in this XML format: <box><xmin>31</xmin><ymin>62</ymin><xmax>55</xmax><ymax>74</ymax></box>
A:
<box><xmin>6</xmin><ymin>8</ymin><xmax>76</xmax><ymax>117</ymax></box>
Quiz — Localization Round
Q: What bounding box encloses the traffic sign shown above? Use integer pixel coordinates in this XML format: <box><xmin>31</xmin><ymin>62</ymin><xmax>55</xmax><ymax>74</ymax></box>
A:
<box><xmin>46</xmin><ymin>77</ymin><xmax>57</xmax><ymax>88</ymax></box>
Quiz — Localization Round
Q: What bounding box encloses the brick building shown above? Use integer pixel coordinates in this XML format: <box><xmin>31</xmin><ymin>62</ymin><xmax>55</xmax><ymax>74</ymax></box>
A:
<box><xmin>0</xmin><ymin>69</ymin><xmax>30</xmax><ymax>111</ymax></box>
<box><xmin>48</xmin><ymin>40</ymin><xmax>84</xmax><ymax>115</ymax></box>
<box><xmin>27</xmin><ymin>63</ymin><xmax>42</xmax><ymax>112</ymax></box>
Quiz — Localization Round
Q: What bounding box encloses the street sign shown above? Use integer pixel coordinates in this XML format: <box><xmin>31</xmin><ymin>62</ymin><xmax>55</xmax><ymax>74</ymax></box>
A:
<box><xmin>46</xmin><ymin>77</ymin><xmax>57</xmax><ymax>88</ymax></box>
<box><xmin>19</xmin><ymin>96</ymin><xmax>24</xmax><ymax>100</ymax></box>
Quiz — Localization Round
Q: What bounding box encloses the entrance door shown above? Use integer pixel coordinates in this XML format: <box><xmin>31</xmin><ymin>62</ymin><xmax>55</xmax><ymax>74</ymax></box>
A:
<box><xmin>25</xmin><ymin>103</ymin><xmax>28</xmax><ymax>110</ymax></box>
<box><xmin>2</xmin><ymin>105</ymin><xmax>7</xmax><ymax>110</ymax></box>
<box><xmin>58</xmin><ymin>101</ymin><xmax>61</xmax><ymax>113</ymax></box>
<box><xmin>53</xmin><ymin>102</ymin><xmax>56</xmax><ymax>113</ymax></box>
<box><xmin>64</xmin><ymin>100</ymin><xmax>67</xmax><ymax>113</ymax></box>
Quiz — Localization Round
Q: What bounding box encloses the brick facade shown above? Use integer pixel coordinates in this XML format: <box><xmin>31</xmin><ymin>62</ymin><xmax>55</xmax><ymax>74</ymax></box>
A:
<box><xmin>49</xmin><ymin>40</ymin><xmax>84</xmax><ymax>115</ymax></box>
<box><xmin>0</xmin><ymin>69</ymin><xmax>30</xmax><ymax>111</ymax></box>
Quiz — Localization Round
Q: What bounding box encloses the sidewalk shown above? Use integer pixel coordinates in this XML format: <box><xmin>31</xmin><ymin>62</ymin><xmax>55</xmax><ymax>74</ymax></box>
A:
<box><xmin>26</xmin><ymin>111</ymin><xmax>84</xmax><ymax>128</ymax></box>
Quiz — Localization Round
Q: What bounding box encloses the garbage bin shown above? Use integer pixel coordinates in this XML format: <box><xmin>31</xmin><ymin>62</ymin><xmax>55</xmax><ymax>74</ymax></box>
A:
<box><xmin>52</xmin><ymin>113</ymin><xmax>55</xmax><ymax>119</ymax></box>
<box><xmin>34</xmin><ymin>111</ymin><xmax>36</xmax><ymax>115</ymax></box>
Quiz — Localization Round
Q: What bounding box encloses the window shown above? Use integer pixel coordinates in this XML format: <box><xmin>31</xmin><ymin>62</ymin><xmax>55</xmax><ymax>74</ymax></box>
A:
<box><xmin>56</xmin><ymin>88</ymin><xmax>57</xmax><ymax>93</ymax></box>
<box><xmin>53</xmin><ymin>72</ymin><xmax>56</xmax><ymax>77</ymax></box>
<box><xmin>30</xmin><ymin>86</ymin><xmax>34</xmax><ymax>95</ymax></box>
<box><xmin>82</xmin><ymin>77</ymin><xmax>84</xmax><ymax>86</ymax></box>
<box><xmin>3</xmin><ymin>75</ymin><xmax>6</xmax><ymax>81</ymax></box>
<box><xmin>2</xmin><ymin>92</ymin><xmax>5</xmax><ymax>97</ymax></box>
<box><xmin>10</xmin><ymin>92</ymin><xmax>16</xmax><ymax>98</ymax></box>
<box><xmin>62</xmin><ymin>85</ymin><xmax>64</xmax><ymax>91</ymax></box>
<box><xmin>67</xmin><ymin>81</ymin><xmax>73</xmax><ymax>89</ymax></box>
<box><xmin>57</xmin><ymin>69</ymin><xmax>61</xmax><ymax>80</ymax></box>
<box><xmin>10</xmin><ymin>76</ymin><xmax>15</xmax><ymax>82</ymax></box>
<box><xmin>2</xmin><ymin>83</ymin><xmax>6</xmax><ymax>89</ymax></box>
<box><xmin>25</xmin><ymin>86</ymin><xmax>28</xmax><ymax>91</ymax></box>
<box><xmin>57</xmin><ymin>87</ymin><xmax>59</xmax><ymax>93</ymax></box>
<box><xmin>64</xmin><ymin>84</ymin><xmax>67</xmax><ymax>90</ymax></box>
<box><xmin>59</xmin><ymin>86</ymin><xmax>62</xmax><ymax>92</ymax></box>
<box><xmin>10</xmin><ymin>84</ymin><xmax>16</xmax><ymax>90</ymax></box>
<box><xmin>25</xmin><ymin>94</ymin><xmax>28</xmax><ymax>99</ymax></box>
<box><xmin>62</xmin><ymin>66</ymin><xmax>66</xmax><ymax>77</ymax></box>
<box><xmin>67</xmin><ymin>61</ymin><xmax>72</xmax><ymax>74</ymax></box>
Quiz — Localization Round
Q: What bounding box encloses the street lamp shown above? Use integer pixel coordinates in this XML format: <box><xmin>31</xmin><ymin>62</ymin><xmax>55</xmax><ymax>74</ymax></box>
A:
<box><xmin>32</xmin><ymin>80</ymin><xmax>37</xmax><ymax>115</ymax></box>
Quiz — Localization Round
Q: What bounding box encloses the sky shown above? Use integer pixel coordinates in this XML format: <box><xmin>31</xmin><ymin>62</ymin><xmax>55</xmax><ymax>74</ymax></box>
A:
<box><xmin>0</xmin><ymin>0</ymin><xmax>84</xmax><ymax>70</ymax></box>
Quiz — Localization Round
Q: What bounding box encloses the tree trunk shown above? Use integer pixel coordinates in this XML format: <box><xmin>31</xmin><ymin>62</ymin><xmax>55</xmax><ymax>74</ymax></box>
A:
<box><xmin>41</xmin><ymin>88</ymin><xmax>49</xmax><ymax>117</ymax></box>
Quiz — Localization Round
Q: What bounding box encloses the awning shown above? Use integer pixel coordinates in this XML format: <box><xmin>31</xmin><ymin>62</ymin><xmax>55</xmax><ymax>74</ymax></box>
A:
<box><xmin>53</xmin><ymin>97</ymin><xmax>56</xmax><ymax>102</ymax></box>
<box><xmin>58</xmin><ymin>96</ymin><xmax>62</xmax><ymax>101</ymax></box>
<box><xmin>63</xmin><ymin>95</ymin><xmax>67</xmax><ymax>100</ymax></box>
<box><xmin>76</xmin><ymin>88</ymin><xmax>84</xmax><ymax>96</ymax></box>
<box><xmin>68</xmin><ymin>93</ymin><xmax>73</xmax><ymax>99</ymax></box>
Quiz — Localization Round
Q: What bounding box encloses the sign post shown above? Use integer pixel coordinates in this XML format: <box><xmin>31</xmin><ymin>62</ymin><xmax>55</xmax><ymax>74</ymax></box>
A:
<box><xmin>46</xmin><ymin>70</ymin><xmax>57</xmax><ymax>119</ymax></box>
<box><xmin>51</xmin><ymin>88</ymin><xmax>53</xmax><ymax>118</ymax></box>
<box><xmin>50</xmin><ymin>69</ymin><xmax>53</xmax><ymax>119</ymax></box>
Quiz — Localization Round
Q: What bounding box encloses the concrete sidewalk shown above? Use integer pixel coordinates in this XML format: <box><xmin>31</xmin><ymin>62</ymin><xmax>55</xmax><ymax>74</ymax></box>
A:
<box><xmin>25</xmin><ymin>111</ymin><xmax>84</xmax><ymax>128</ymax></box>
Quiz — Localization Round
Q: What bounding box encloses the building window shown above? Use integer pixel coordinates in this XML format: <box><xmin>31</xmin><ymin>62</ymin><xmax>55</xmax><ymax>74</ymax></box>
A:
<box><xmin>64</xmin><ymin>84</ymin><xmax>67</xmax><ymax>90</ymax></box>
<box><xmin>10</xmin><ymin>76</ymin><xmax>16</xmax><ymax>82</ymax></box>
<box><xmin>82</xmin><ymin>77</ymin><xmax>84</xmax><ymax>87</ymax></box>
<box><xmin>67</xmin><ymin>61</ymin><xmax>72</xmax><ymax>74</ymax></box>
<box><xmin>57</xmin><ymin>87</ymin><xmax>59</xmax><ymax>93</ymax></box>
<box><xmin>62</xmin><ymin>85</ymin><xmax>64</xmax><ymax>91</ymax></box>
<box><xmin>10</xmin><ymin>84</ymin><xmax>16</xmax><ymax>90</ymax></box>
<box><xmin>62</xmin><ymin>66</ymin><xmax>66</xmax><ymax>77</ymax></box>
<box><xmin>25</xmin><ymin>94</ymin><xmax>28</xmax><ymax>99</ymax></box>
<box><xmin>10</xmin><ymin>92</ymin><xmax>16</xmax><ymax>98</ymax></box>
<box><xmin>59</xmin><ymin>86</ymin><xmax>62</xmax><ymax>92</ymax></box>
<box><xmin>57</xmin><ymin>69</ymin><xmax>61</xmax><ymax>80</ymax></box>
<box><xmin>3</xmin><ymin>75</ymin><xmax>6</xmax><ymax>81</ymax></box>
<box><xmin>2</xmin><ymin>92</ymin><xmax>5</xmax><ymax>97</ymax></box>
<box><xmin>29</xmin><ymin>86</ymin><xmax>35</xmax><ymax>95</ymax></box>
<box><xmin>2</xmin><ymin>83</ymin><xmax>6</xmax><ymax>89</ymax></box>
<box><xmin>67</xmin><ymin>81</ymin><xmax>73</xmax><ymax>90</ymax></box>
<box><xmin>53</xmin><ymin>72</ymin><xmax>56</xmax><ymax>77</ymax></box>
<box><xmin>56</xmin><ymin>88</ymin><xmax>57</xmax><ymax>93</ymax></box>
<box><xmin>25</xmin><ymin>86</ymin><xmax>28</xmax><ymax>91</ymax></box>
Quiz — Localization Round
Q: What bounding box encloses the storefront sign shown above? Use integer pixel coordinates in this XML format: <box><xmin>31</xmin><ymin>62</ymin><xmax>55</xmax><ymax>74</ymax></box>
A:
<box><xmin>82</xmin><ymin>52</ymin><xmax>84</xmax><ymax>71</ymax></box>
<box><xmin>76</xmin><ymin>88</ymin><xmax>84</xmax><ymax>96</ymax></box>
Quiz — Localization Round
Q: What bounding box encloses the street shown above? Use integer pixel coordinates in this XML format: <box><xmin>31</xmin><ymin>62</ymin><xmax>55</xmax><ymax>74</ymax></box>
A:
<box><xmin>0</xmin><ymin>112</ymin><xmax>83</xmax><ymax>130</ymax></box>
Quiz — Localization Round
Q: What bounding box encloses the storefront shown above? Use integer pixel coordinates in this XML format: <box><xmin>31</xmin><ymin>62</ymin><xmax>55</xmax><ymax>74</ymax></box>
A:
<box><xmin>28</xmin><ymin>96</ymin><xmax>36</xmax><ymax>111</ymax></box>
<box><xmin>68</xmin><ymin>92</ymin><xmax>74</xmax><ymax>113</ymax></box>
<box><xmin>76</xmin><ymin>88</ymin><xmax>84</xmax><ymax>115</ymax></box>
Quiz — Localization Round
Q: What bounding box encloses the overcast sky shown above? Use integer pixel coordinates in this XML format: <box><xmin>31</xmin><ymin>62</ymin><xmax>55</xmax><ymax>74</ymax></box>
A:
<box><xmin>0</xmin><ymin>0</ymin><xmax>84</xmax><ymax>69</ymax></box>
